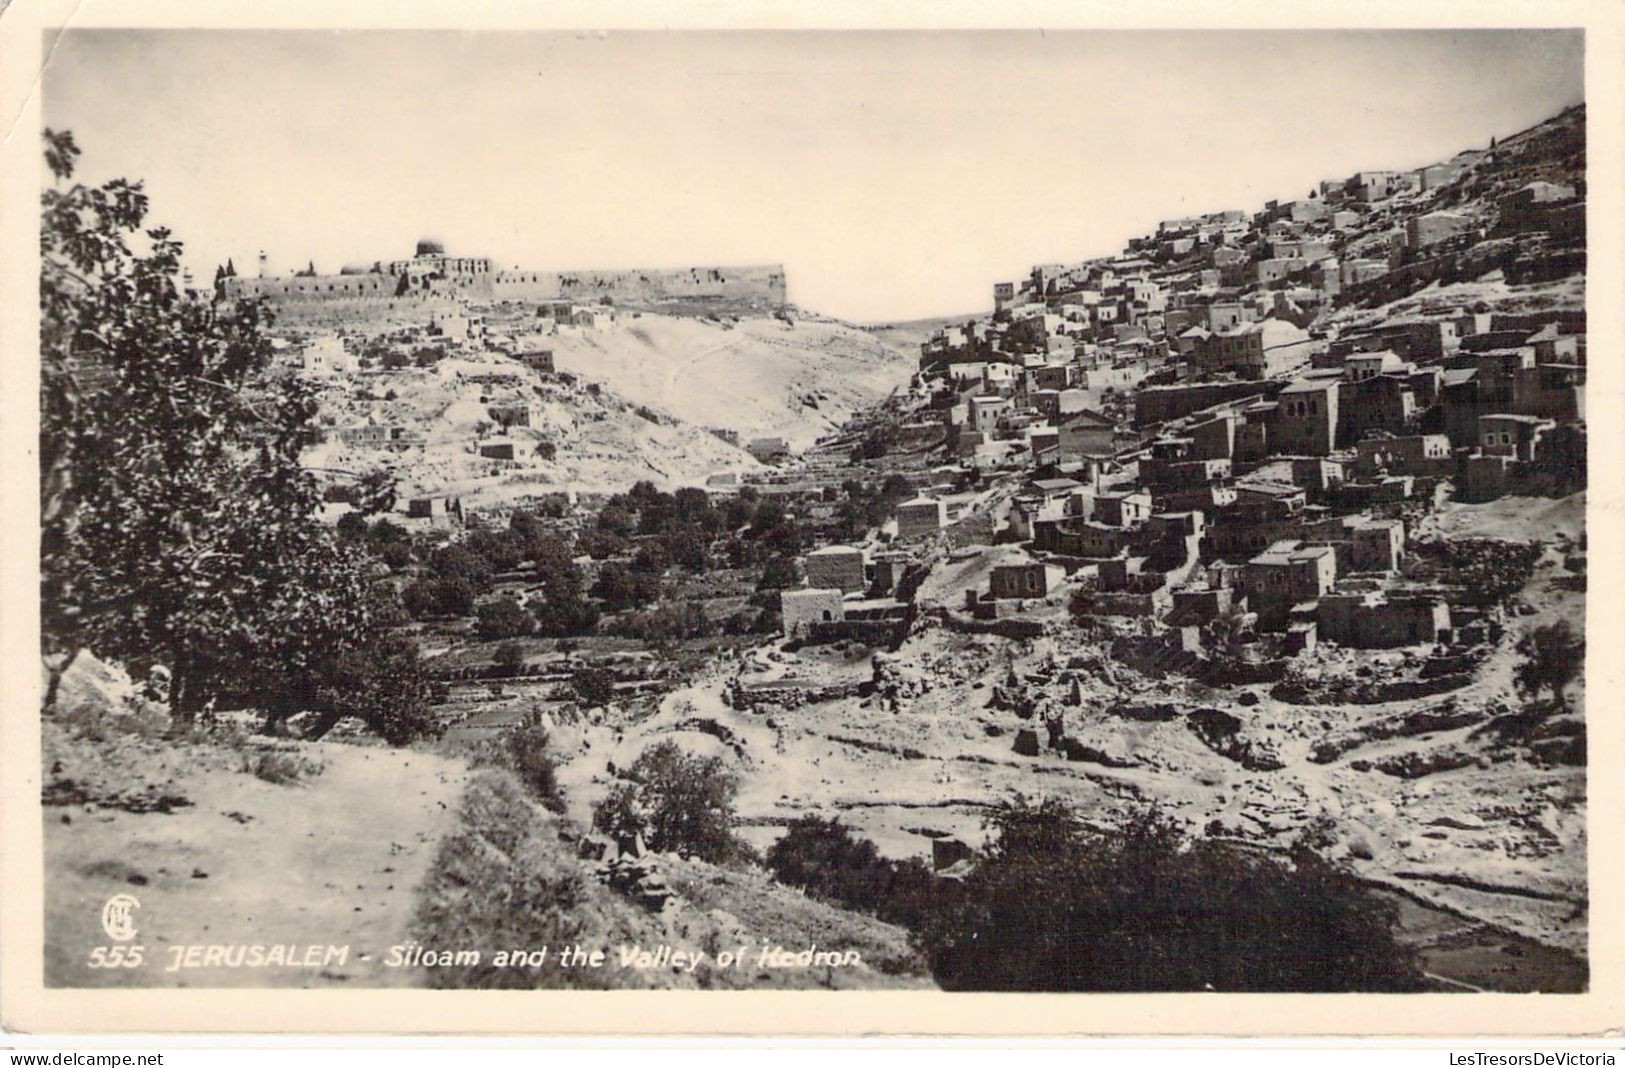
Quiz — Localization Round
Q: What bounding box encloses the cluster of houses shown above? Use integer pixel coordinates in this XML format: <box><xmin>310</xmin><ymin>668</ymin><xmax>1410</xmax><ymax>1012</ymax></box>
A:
<box><xmin>292</xmin><ymin>302</ymin><xmax>569</xmax><ymax>477</ymax></box>
<box><xmin>779</xmin><ymin>544</ymin><xmax>916</xmax><ymax>641</ymax></box>
<box><xmin>784</xmin><ymin>125</ymin><xmax>1588</xmax><ymax>660</ymax></box>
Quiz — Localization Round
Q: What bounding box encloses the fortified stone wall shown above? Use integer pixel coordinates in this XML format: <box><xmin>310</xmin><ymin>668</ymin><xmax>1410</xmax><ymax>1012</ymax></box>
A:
<box><xmin>223</xmin><ymin>262</ymin><xmax>787</xmax><ymax>312</ymax></box>
<box><xmin>490</xmin><ymin>264</ymin><xmax>786</xmax><ymax>306</ymax></box>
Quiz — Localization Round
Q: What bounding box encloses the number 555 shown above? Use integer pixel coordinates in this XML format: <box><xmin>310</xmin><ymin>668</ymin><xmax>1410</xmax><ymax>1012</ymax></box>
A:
<box><xmin>88</xmin><ymin>945</ymin><xmax>145</xmax><ymax>968</ymax></box>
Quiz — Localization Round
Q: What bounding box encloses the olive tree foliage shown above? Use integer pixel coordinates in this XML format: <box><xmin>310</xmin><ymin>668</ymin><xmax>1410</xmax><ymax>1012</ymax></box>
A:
<box><xmin>40</xmin><ymin>130</ymin><xmax>435</xmax><ymax>742</ymax></box>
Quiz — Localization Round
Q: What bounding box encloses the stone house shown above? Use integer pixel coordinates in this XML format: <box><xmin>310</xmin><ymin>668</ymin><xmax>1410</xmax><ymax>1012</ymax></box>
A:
<box><xmin>515</xmin><ymin>349</ymin><xmax>555</xmax><ymax>374</ymax></box>
<box><xmin>970</xmin><ymin>395</ymin><xmax>1014</xmax><ymax>436</ymax></box>
<box><xmin>1406</xmin><ymin>210</ymin><xmax>1475</xmax><ymax>250</ymax></box>
<box><xmin>1354</xmin><ymin>433</ymin><xmax>1453</xmax><ymax>477</ymax></box>
<box><xmin>804</xmin><ymin>545</ymin><xmax>867</xmax><ymax>594</ymax></box>
<box><xmin>746</xmin><ymin>437</ymin><xmax>791</xmax><ymax>463</ymax></box>
<box><xmin>1318</xmin><ymin>590</ymin><xmax>1449</xmax><ymax>648</ymax></box>
<box><xmin>1274</xmin><ymin>378</ymin><xmax>1340</xmax><ymax>455</ymax></box>
<box><xmin>780</xmin><ymin>588</ymin><xmax>846</xmax><ymax>639</ymax></box>
<box><xmin>1093</xmin><ymin>490</ymin><xmax>1153</xmax><ymax>528</ymax></box>
<box><xmin>1241</xmin><ymin>541</ymin><xmax>1338</xmax><ymax>628</ymax></box>
<box><xmin>1056</xmin><ymin>408</ymin><xmax>1118</xmax><ymax>459</ymax></box>
<box><xmin>990</xmin><ymin>559</ymin><xmax>1067</xmax><ymax>600</ymax></box>
<box><xmin>1349</xmin><ymin>518</ymin><xmax>1405</xmax><ymax>573</ymax></box>
<box><xmin>895</xmin><ymin>497</ymin><xmax>947</xmax><ymax>539</ymax></box>
<box><xmin>479</xmin><ymin>440</ymin><xmax>520</xmax><ymax>460</ymax></box>
<box><xmin>1209</xmin><ymin>319</ymin><xmax>1316</xmax><ymax>380</ymax></box>
<box><xmin>1478</xmin><ymin>414</ymin><xmax>1554</xmax><ymax>462</ymax></box>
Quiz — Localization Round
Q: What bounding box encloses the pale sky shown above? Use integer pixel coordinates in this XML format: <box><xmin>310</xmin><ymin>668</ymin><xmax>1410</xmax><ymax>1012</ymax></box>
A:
<box><xmin>43</xmin><ymin>29</ymin><xmax>1584</xmax><ymax>322</ymax></box>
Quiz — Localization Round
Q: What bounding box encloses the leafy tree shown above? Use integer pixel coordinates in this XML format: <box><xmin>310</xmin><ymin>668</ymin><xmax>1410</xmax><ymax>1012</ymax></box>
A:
<box><xmin>465</xmin><ymin>528</ymin><xmax>525</xmax><ymax>572</ymax></box>
<box><xmin>430</xmin><ymin>543</ymin><xmax>494</xmax><ymax>593</ymax></box>
<box><xmin>592</xmin><ymin>741</ymin><xmax>746</xmax><ymax>862</ymax></box>
<box><xmin>630</xmin><ymin>541</ymin><xmax>672</xmax><ymax>575</ymax></box>
<box><xmin>39</xmin><ymin>130</ymin><xmax>434</xmax><ymax>741</ymax></box>
<box><xmin>570</xmin><ymin>666</ymin><xmax>617</xmax><ymax>707</ymax></box>
<box><xmin>757</xmin><ymin>555</ymin><xmax>800</xmax><ymax>591</ymax></box>
<box><xmin>662</xmin><ymin>525</ymin><xmax>712</xmax><ymax>572</ymax></box>
<box><xmin>1514</xmin><ymin>620</ymin><xmax>1584</xmax><ymax>704</ymax></box>
<box><xmin>353</xmin><ymin>468</ymin><xmax>397</xmax><ymax>517</ymax></box>
<box><xmin>749</xmin><ymin>498</ymin><xmax>788</xmax><ymax>537</ymax></box>
<box><xmin>476</xmin><ymin>598</ymin><xmax>534</xmax><ymax>642</ymax></box>
<box><xmin>672</xmin><ymin>487</ymin><xmax>717</xmax><ymax>530</ymax></box>
<box><xmin>591</xmin><ymin>563</ymin><xmax>661</xmax><ymax>611</ymax></box>
<box><xmin>402</xmin><ymin>575</ymin><xmax>476</xmax><ymax>619</ymax></box>
<box><xmin>378</xmin><ymin>540</ymin><xmax>414</xmax><ymax>571</ymax></box>
<box><xmin>591</xmin><ymin>782</ymin><xmax>646</xmax><ymax>841</ymax></box>
<box><xmin>596</xmin><ymin>502</ymin><xmax>636</xmax><ymax>537</ymax></box>
<box><xmin>527</xmin><ymin>533</ymin><xmax>599</xmax><ymax>636</ymax></box>
<box><xmin>277</xmin><ymin>628</ymin><xmax>440</xmax><ymax>744</ymax></box>
<box><xmin>607</xmin><ymin>600</ymin><xmax>713</xmax><ymax>643</ymax></box>
<box><xmin>768</xmin><ymin>816</ymin><xmax>887</xmax><ymax>904</ymax></box>
<box><xmin>914</xmin><ymin>796</ymin><xmax>1424</xmax><ymax>992</ymax></box>
<box><xmin>366</xmin><ymin>517</ymin><xmax>411</xmax><ymax>548</ymax></box>
<box><xmin>577</xmin><ymin>528</ymin><xmax>628</xmax><ymax>560</ymax></box>
<box><xmin>722</xmin><ymin>496</ymin><xmax>757</xmax><ymax>531</ymax></box>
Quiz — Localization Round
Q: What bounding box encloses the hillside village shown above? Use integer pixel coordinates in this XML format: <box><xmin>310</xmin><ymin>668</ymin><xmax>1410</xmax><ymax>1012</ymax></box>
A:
<box><xmin>41</xmin><ymin>104</ymin><xmax>1589</xmax><ymax>993</ymax></box>
<box><xmin>568</xmin><ymin>104</ymin><xmax>1590</xmax><ymax>982</ymax></box>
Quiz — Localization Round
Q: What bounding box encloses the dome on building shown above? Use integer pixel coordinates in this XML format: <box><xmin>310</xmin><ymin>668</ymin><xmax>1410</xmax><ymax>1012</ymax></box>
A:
<box><xmin>415</xmin><ymin>238</ymin><xmax>445</xmax><ymax>257</ymax></box>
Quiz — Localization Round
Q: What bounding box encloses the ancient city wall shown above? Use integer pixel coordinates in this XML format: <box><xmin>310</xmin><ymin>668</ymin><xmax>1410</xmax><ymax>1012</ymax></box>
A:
<box><xmin>490</xmin><ymin>264</ymin><xmax>786</xmax><ymax>306</ymax></box>
<box><xmin>237</xmin><ymin>291</ymin><xmax>461</xmax><ymax>330</ymax></box>
<box><xmin>224</xmin><ymin>262</ymin><xmax>788</xmax><ymax>314</ymax></box>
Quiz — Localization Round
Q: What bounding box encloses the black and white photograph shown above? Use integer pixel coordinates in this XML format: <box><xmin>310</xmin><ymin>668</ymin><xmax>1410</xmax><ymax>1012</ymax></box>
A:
<box><xmin>6</xmin><ymin>5</ymin><xmax>1617</xmax><ymax>1037</ymax></box>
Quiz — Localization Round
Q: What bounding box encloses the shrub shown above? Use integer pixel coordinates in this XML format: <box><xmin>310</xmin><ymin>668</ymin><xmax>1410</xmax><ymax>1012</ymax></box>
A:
<box><xmin>592</xmin><ymin>740</ymin><xmax>748</xmax><ymax>863</ymax></box>
<box><xmin>499</xmin><ymin>720</ymin><xmax>566</xmax><ymax>813</ymax></box>
<box><xmin>765</xmin><ymin>816</ymin><xmax>940</xmax><ymax>927</ymax></box>
<box><xmin>412</xmin><ymin>771</ymin><xmax>617</xmax><ymax>990</ymax></box>
<box><xmin>493</xmin><ymin>640</ymin><xmax>526</xmax><ymax>671</ymax></box>
<box><xmin>1514</xmin><ymin>620</ymin><xmax>1584</xmax><ymax>704</ymax></box>
<box><xmin>378</xmin><ymin>540</ymin><xmax>414</xmax><ymax>570</ymax></box>
<box><xmin>606</xmin><ymin>601</ymin><xmax>713</xmax><ymax>642</ymax></box>
<box><xmin>1438</xmin><ymin>537</ymin><xmax>1543</xmax><ymax>606</ymax></box>
<box><xmin>244</xmin><ymin>749</ymin><xmax>324</xmax><ymax>785</ymax></box>
<box><xmin>531</xmin><ymin>596</ymin><xmax>600</xmax><ymax>638</ymax></box>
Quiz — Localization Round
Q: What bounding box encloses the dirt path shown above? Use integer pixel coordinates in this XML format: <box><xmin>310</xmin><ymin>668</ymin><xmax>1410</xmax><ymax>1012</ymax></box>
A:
<box><xmin>44</xmin><ymin>742</ymin><xmax>467</xmax><ymax>988</ymax></box>
<box><xmin>659</xmin><ymin>335</ymin><xmax>742</xmax><ymax>407</ymax></box>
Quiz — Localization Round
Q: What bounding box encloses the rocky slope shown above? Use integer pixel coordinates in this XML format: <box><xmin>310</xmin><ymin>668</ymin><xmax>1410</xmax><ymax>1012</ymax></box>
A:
<box><xmin>547</xmin><ymin>494</ymin><xmax>1587</xmax><ymax>988</ymax></box>
<box><xmin>303</xmin><ymin>310</ymin><xmax>920</xmax><ymax>502</ymax></box>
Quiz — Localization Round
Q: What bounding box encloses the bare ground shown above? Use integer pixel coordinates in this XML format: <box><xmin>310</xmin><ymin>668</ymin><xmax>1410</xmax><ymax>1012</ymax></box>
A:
<box><xmin>43</xmin><ymin>724</ymin><xmax>467</xmax><ymax>988</ymax></box>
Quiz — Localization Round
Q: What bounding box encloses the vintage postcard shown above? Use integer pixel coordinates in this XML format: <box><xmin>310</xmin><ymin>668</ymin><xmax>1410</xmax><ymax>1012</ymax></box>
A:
<box><xmin>1</xmin><ymin>0</ymin><xmax>1621</xmax><ymax>1039</ymax></box>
